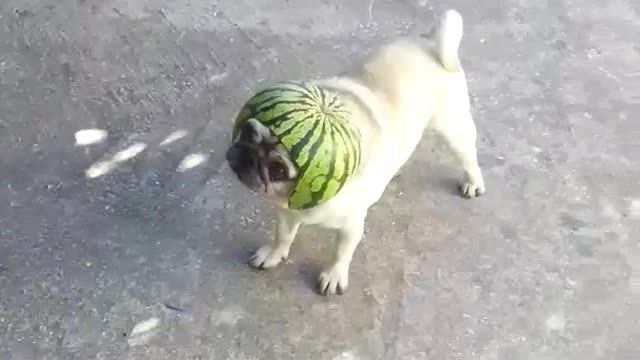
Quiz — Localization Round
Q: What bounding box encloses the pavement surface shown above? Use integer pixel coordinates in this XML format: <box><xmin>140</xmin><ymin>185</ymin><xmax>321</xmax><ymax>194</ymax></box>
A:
<box><xmin>1</xmin><ymin>0</ymin><xmax>639</xmax><ymax>359</ymax></box>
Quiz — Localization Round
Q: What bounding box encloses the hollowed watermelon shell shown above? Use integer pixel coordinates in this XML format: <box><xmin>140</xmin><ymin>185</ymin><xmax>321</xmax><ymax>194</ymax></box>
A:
<box><xmin>233</xmin><ymin>81</ymin><xmax>361</xmax><ymax>210</ymax></box>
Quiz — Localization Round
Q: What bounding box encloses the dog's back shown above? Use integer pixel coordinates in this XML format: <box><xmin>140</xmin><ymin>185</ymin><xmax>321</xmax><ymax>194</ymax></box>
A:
<box><xmin>344</xmin><ymin>10</ymin><xmax>471</xmax><ymax>197</ymax></box>
<box><xmin>295</xmin><ymin>10</ymin><xmax>477</xmax><ymax>223</ymax></box>
<box><xmin>357</xmin><ymin>10</ymin><xmax>468</xmax><ymax>137</ymax></box>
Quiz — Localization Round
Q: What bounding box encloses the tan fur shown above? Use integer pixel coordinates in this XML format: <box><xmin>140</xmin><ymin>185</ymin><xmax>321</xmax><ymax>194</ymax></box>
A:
<box><xmin>242</xmin><ymin>10</ymin><xmax>485</xmax><ymax>295</ymax></box>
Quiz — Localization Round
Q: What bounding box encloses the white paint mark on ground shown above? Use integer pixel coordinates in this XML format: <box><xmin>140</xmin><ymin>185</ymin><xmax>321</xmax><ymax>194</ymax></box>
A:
<box><xmin>159</xmin><ymin>129</ymin><xmax>188</xmax><ymax>147</ymax></box>
<box><xmin>334</xmin><ymin>351</ymin><xmax>359</xmax><ymax>360</ymax></box>
<box><xmin>127</xmin><ymin>317</ymin><xmax>161</xmax><ymax>347</ymax></box>
<box><xmin>74</xmin><ymin>129</ymin><xmax>108</xmax><ymax>146</ymax></box>
<box><xmin>85</xmin><ymin>160</ymin><xmax>117</xmax><ymax>179</ymax></box>
<box><xmin>600</xmin><ymin>198</ymin><xmax>620</xmax><ymax>220</ymax></box>
<box><xmin>631</xmin><ymin>272</ymin><xmax>640</xmax><ymax>295</ymax></box>
<box><xmin>130</xmin><ymin>317</ymin><xmax>160</xmax><ymax>337</ymax></box>
<box><xmin>546</xmin><ymin>314</ymin><xmax>565</xmax><ymax>331</ymax></box>
<box><xmin>629</xmin><ymin>249</ymin><xmax>640</xmax><ymax>295</ymax></box>
<box><xmin>112</xmin><ymin>142</ymin><xmax>147</xmax><ymax>162</ymax></box>
<box><xmin>214</xmin><ymin>305</ymin><xmax>245</xmax><ymax>326</ymax></box>
<box><xmin>629</xmin><ymin>198</ymin><xmax>640</xmax><ymax>219</ymax></box>
<box><xmin>177</xmin><ymin>152</ymin><xmax>209</xmax><ymax>172</ymax></box>
<box><xmin>85</xmin><ymin>142</ymin><xmax>147</xmax><ymax>178</ymax></box>
<box><xmin>209</xmin><ymin>72</ymin><xmax>229</xmax><ymax>84</ymax></box>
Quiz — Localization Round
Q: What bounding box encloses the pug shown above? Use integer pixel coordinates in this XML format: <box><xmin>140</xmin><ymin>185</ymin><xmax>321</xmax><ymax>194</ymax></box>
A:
<box><xmin>225</xmin><ymin>9</ymin><xmax>485</xmax><ymax>295</ymax></box>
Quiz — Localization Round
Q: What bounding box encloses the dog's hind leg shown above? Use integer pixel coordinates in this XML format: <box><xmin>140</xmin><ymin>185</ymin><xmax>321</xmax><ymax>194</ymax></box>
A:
<box><xmin>429</xmin><ymin>10</ymin><xmax>485</xmax><ymax>197</ymax></box>
<box><xmin>429</xmin><ymin>107</ymin><xmax>486</xmax><ymax>198</ymax></box>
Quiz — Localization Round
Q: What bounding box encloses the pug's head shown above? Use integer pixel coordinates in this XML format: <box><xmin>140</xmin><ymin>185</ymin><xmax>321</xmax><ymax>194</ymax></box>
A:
<box><xmin>226</xmin><ymin>118</ymin><xmax>298</xmax><ymax>204</ymax></box>
<box><xmin>227</xmin><ymin>81</ymin><xmax>363</xmax><ymax>210</ymax></box>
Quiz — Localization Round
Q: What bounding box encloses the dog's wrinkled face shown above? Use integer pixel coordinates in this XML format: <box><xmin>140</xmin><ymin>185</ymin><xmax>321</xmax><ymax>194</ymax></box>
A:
<box><xmin>226</xmin><ymin>119</ymin><xmax>298</xmax><ymax>204</ymax></box>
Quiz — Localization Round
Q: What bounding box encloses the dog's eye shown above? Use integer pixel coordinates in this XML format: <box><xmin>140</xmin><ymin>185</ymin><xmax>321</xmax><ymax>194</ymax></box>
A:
<box><xmin>268</xmin><ymin>162</ymin><xmax>288</xmax><ymax>181</ymax></box>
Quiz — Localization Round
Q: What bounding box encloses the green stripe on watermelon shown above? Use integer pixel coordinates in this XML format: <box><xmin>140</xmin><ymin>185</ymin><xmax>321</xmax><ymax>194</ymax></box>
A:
<box><xmin>232</xmin><ymin>81</ymin><xmax>361</xmax><ymax>209</ymax></box>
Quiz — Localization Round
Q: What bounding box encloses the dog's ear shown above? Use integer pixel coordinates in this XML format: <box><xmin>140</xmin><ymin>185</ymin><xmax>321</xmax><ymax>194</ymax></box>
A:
<box><xmin>236</xmin><ymin>118</ymin><xmax>279</xmax><ymax>145</ymax></box>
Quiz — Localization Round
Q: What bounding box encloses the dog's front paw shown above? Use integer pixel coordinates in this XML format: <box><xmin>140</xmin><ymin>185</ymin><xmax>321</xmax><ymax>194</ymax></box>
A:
<box><xmin>317</xmin><ymin>265</ymin><xmax>349</xmax><ymax>295</ymax></box>
<box><xmin>249</xmin><ymin>245</ymin><xmax>288</xmax><ymax>269</ymax></box>
<box><xmin>459</xmin><ymin>181</ymin><xmax>485</xmax><ymax>198</ymax></box>
<box><xmin>459</xmin><ymin>173</ymin><xmax>486</xmax><ymax>198</ymax></box>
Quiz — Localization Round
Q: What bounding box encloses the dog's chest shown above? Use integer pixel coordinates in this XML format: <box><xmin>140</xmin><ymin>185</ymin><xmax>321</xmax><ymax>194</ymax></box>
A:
<box><xmin>292</xmin><ymin>203</ymin><xmax>355</xmax><ymax>229</ymax></box>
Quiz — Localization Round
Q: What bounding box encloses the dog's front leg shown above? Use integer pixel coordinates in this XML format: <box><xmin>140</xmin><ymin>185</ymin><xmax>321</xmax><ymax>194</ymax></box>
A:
<box><xmin>250</xmin><ymin>209</ymin><xmax>301</xmax><ymax>269</ymax></box>
<box><xmin>317</xmin><ymin>213</ymin><xmax>366</xmax><ymax>295</ymax></box>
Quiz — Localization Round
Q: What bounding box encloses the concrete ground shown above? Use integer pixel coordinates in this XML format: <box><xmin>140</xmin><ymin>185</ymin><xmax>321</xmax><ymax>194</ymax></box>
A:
<box><xmin>1</xmin><ymin>0</ymin><xmax>639</xmax><ymax>359</ymax></box>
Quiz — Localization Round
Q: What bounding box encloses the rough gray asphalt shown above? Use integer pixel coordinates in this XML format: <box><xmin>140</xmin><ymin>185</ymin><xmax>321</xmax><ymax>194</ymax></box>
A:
<box><xmin>1</xmin><ymin>0</ymin><xmax>639</xmax><ymax>359</ymax></box>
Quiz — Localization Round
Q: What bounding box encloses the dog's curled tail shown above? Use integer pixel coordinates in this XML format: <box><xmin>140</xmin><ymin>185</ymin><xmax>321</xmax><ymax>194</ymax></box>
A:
<box><xmin>437</xmin><ymin>9</ymin><xmax>464</xmax><ymax>72</ymax></box>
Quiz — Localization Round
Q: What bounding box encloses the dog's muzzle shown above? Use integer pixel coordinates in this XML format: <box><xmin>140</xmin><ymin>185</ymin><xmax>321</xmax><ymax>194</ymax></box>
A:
<box><xmin>226</xmin><ymin>143</ymin><xmax>270</xmax><ymax>193</ymax></box>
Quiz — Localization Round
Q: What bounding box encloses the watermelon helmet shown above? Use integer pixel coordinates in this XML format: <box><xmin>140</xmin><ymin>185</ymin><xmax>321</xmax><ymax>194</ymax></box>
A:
<box><xmin>232</xmin><ymin>81</ymin><xmax>362</xmax><ymax>210</ymax></box>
